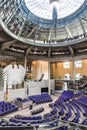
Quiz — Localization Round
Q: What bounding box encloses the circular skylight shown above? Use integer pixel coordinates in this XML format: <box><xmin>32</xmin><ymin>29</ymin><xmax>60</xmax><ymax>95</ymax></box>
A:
<box><xmin>24</xmin><ymin>0</ymin><xmax>85</xmax><ymax>20</ymax></box>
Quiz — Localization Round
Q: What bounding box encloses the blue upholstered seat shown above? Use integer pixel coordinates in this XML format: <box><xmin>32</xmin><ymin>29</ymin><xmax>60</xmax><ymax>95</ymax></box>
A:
<box><xmin>28</xmin><ymin>93</ymin><xmax>52</xmax><ymax>104</ymax></box>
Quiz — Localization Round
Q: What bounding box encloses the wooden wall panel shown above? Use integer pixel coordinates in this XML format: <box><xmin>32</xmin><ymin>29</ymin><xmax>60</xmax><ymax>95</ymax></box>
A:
<box><xmin>51</xmin><ymin>59</ymin><xmax>87</xmax><ymax>79</ymax></box>
<box><xmin>75</xmin><ymin>59</ymin><xmax>87</xmax><ymax>75</ymax></box>
<box><xmin>32</xmin><ymin>60</ymin><xmax>48</xmax><ymax>80</ymax></box>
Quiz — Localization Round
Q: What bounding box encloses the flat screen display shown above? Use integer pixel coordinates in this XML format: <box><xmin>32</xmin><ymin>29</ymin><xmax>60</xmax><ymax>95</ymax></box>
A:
<box><xmin>41</xmin><ymin>87</ymin><xmax>48</xmax><ymax>93</ymax></box>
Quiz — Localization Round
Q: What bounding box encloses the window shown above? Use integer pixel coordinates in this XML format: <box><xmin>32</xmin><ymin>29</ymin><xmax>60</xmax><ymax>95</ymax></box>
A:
<box><xmin>75</xmin><ymin>60</ymin><xmax>82</xmax><ymax>68</ymax></box>
<box><xmin>64</xmin><ymin>61</ymin><xmax>70</xmax><ymax>69</ymax></box>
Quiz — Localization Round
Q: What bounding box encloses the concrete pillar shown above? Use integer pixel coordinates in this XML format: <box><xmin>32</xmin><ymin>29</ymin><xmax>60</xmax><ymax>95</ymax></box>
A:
<box><xmin>72</xmin><ymin>58</ymin><xmax>75</xmax><ymax>84</ymax></box>
<box><xmin>48</xmin><ymin>60</ymin><xmax>51</xmax><ymax>95</ymax></box>
<box><xmin>24</xmin><ymin>56</ymin><xmax>27</xmax><ymax>70</ymax></box>
<box><xmin>24</xmin><ymin>56</ymin><xmax>27</xmax><ymax>96</ymax></box>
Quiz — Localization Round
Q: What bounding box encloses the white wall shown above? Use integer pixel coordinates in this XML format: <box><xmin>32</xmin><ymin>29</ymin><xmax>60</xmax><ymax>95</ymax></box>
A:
<box><xmin>0</xmin><ymin>91</ymin><xmax>4</xmax><ymax>101</ymax></box>
<box><xmin>8</xmin><ymin>88</ymin><xmax>26</xmax><ymax>101</ymax></box>
<box><xmin>25</xmin><ymin>79</ymin><xmax>55</xmax><ymax>96</ymax></box>
<box><xmin>0</xmin><ymin>88</ymin><xmax>26</xmax><ymax>101</ymax></box>
<box><xmin>0</xmin><ymin>79</ymin><xmax>55</xmax><ymax>101</ymax></box>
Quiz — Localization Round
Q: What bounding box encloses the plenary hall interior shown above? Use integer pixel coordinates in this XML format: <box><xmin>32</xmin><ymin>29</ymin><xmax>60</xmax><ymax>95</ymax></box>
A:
<box><xmin>0</xmin><ymin>0</ymin><xmax>87</xmax><ymax>130</ymax></box>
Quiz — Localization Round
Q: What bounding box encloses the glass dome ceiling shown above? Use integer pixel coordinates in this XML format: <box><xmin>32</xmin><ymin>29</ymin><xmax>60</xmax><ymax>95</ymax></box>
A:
<box><xmin>24</xmin><ymin>0</ymin><xmax>85</xmax><ymax>20</ymax></box>
<box><xmin>0</xmin><ymin>0</ymin><xmax>87</xmax><ymax>47</ymax></box>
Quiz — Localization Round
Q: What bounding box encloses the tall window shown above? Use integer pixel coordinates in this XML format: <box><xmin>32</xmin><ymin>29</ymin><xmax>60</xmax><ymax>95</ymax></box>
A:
<box><xmin>75</xmin><ymin>60</ymin><xmax>82</xmax><ymax>68</ymax></box>
<box><xmin>64</xmin><ymin>61</ymin><xmax>70</xmax><ymax>69</ymax></box>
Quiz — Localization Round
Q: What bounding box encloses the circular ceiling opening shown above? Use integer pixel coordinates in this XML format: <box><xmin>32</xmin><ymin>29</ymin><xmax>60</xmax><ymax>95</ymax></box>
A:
<box><xmin>24</xmin><ymin>0</ymin><xmax>85</xmax><ymax>20</ymax></box>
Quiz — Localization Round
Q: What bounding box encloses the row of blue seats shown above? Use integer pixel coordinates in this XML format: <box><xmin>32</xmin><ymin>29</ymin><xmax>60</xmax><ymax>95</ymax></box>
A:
<box><xmin>28</xmin><ymin>93</ymin><xmax>52</xmax><ymax>104</ymax></box>
<box><xmin>72</xmin><ymin>99</ymin><xmax>87</xmax><ymax>116</ymax></box>
<box><xmin>59</xmin><ymin>104</ymin><xmax>65</xmax><ymax>115</ymax></box>
<box><xmin>75</xmin><ymin>91</ymin><xmax>84</xmax><ymax>96</ymax></box>
<box><xmin>16</xmin><ymin>98</ymin><xmax>29</xmax><ymax>103</ymax></box>
<box><xmin>0</xmin><ymin>119</ymin><xmax>34</xmax><ymax>129</ymax></box>
<box><xmin>62</xmin><ymin>103</ymin><xmax>72</xmax><ymax>121</ymax></box>
<box><xmin>10</xmin><ymin>115</ymin><xmax>68</xmax><ymax>129</ymax></box>
<box><xmin>55</xmin><ymin>90</ymin><xmax>76</xmax><ymax>106</ymax></box>
<box><xmin>78</xmin><ymin>96</ymin><xmax>87</xmax><ymax>106</ymax></box>
<box><xmin>0</xmin><ymin>101</ymin><xmax>18</xmax><ymax>116</ymax></box>
<box><xmin>9</xmin><ymin>117</ymin><xmax>45</xmax><ymax>124</ymax></box>
<box><xmin>44</xmin><ymin>121</ymin><xmax>58</xmax><ymax>128</ymax></box>
<box><xmin>68</xmin><ymin>101</ymin><xmax>80</xmax><ymax>123</ymax></box>
<box><xmin>0</xmin><ymin>105</ymin><xmax>15</xmax><ymax>110</ymax></box>
<box><xmin>0</xmin><ymin>105</ymin><xmax>17</xmax><ymax>112</ymax></box>
<box><xmin>48</xmin><ymin>121</ymin><xmax>58</xmax><ymax>128</ymax></box>
<box><xmin>56</xmin><ymin>126</ymin><xmax>68</xmax><ymax>130</ymax></box>
<box><xmin>59</xmin><ymin>90</ymin><xmax>76</xmax><ymax>100</ymax></box>
<box><xmin>82</xmin><ymin>118</ymin><xmax>87</xmax><ymax>125</ymax></box>
<box><xmin>0</xmin><ymin>101</ymin><xmax>16</xmax><ymax>107</ymax></box>
<box><xmin>44</xmin><ymin>107</ymin><xmax>57</xmax><ymax>119</ymax></box>
<box><xmin>55</xmin><ymin>90</ymin><xmax>84</xmax><ymax>107</ymax></box>
<box><xmin>14</xmin><ymin>115</ymin><xmax>42</xmax><ymax>120</ymax></box>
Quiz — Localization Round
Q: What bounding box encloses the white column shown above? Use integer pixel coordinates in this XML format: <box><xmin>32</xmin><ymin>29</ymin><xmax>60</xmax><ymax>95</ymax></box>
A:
<box><xmin>72</xmin><ymin>58</ymin><xmax>75</xmax><ymax>84</ymax></box>
<box><xmin>4</xmin><ymin>75</ymin><xmax>8</xmax><ymax>101</ymax></box>
<box><xmin>24</xmin><ymin>56</ymin><xmax>27</xmax><ymax>97</ymax></box>
<box><xmin>24</xmin><ymin>56</ymin><xmax>27</xmax><ymax>70</ymax></box>
<box><xmin>48</xmin><ymin>60</ymin><xmax>51</xmax><ymax>95</ymax></box>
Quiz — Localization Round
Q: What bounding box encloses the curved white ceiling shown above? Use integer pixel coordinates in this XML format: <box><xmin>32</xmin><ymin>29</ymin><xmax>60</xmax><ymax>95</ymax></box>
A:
<box><xmin>24</xmin><ymin>0</ymin><xmax>85</xmax><ymax>20</ymax></box>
